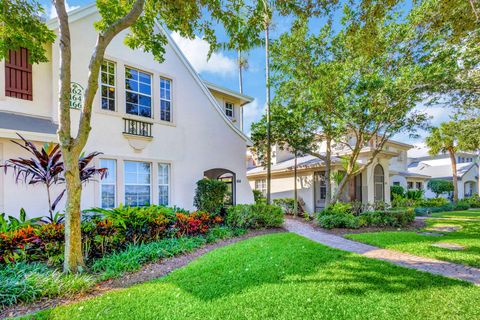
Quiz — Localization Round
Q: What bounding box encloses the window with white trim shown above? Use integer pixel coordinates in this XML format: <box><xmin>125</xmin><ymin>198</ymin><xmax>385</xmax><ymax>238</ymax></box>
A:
<box><xmin>124</xmin><ymin>161</ymin><xmax>151</xmax><ymax>206</ymax></box>
<box><xmin>100</xmin><ymin>159</ymin><xmax>116</xmax><ymax>208</ymax></box>
<box><xmin>255</xmin><ymin>179</ymin><xmax>267</xmax><ymax>196</ymax></box>
<box><xmin>160</xmin><ymin>78</ymin><xmax>172</xmax><ymax>121</ymax></box>
<box><xmin>100</xmin><ymin>61</ymin><xmax>116</xmax><ymax>111</ymax></box>
<box><xmin>125</xmin><ymin>67</ymin><xmax>152</xmax><ymax>118</ymax></box>
<box><xmin>225</xmin><ymin>102</ymin><xmax>234</xmax><ymax>118</ymax></box>
<box><xmin>158</xmin><ymin>163</ymin><xmax>170</xmax><ymax>205</ymax></box>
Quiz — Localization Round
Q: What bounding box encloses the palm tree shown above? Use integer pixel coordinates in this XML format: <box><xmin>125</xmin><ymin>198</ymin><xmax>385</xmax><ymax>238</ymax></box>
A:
<box><xmin>426</xmin><ymin>122</ymin><xmax>460</xmax><ymax>201</ymax></box>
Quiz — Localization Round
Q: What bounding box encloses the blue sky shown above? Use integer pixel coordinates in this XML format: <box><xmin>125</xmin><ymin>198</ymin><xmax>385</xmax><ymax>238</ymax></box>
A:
<box><xmin>40</xmin><ymin>1</ymin><xmax>452</xmax><ymax>146</ymax></box>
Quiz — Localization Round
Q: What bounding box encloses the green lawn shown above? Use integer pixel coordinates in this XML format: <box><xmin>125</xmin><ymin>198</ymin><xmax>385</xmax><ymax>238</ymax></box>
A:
<box><xmin>346</xmin><ymin>219</ymin><xmax>480</xmax><ymax>268</ymax></box>
<box><xmin>430</xmin><ymin>209</ymin><xmax>480</xmax><ymax>219</ymax></box>
<box><xmin>26</xmin><ymin>233</ymin><xmax>479</xmax><ymax>320</ymax></box>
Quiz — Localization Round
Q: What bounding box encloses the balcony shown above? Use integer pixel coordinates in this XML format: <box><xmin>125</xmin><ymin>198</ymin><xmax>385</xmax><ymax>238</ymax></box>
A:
<box><xmin>122</xmin><ymin>118</ymin><xmax>153</xmax><ymax>151</ymax></box>
<box><xmin>123</xmin><ymin>118</ymin><xmax>152</xmax><ymax>137</ymax></box>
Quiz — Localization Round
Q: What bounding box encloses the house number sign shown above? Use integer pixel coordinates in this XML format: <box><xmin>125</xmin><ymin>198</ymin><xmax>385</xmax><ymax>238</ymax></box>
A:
<box><xmin>70</xmin><ymin>82</ymin><xmax>84</xmax><ymax>109</ymax></box>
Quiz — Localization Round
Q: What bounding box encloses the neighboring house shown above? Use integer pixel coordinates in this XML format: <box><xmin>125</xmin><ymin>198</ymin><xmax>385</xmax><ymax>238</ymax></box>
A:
<box><xmin>247</xmin><ymin>138</ymin><xmax>412</xmax><ymax>213</ymax></box>
<box><xmin>407</xmin><ymin>144</ymin><xmax>479</xmax><ymax>199</ymax></box>
<box><xmin>0</xmin><ymin>4</ymin><xmax>254</xmax><ymax>218</ymax></box>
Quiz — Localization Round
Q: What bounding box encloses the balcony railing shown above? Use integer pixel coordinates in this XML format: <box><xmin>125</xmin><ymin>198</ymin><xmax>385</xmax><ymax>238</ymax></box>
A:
<box><xmin>123</xmin><ymin>118</ymin><xmax>153</xmax><ymax>137</ymax></box>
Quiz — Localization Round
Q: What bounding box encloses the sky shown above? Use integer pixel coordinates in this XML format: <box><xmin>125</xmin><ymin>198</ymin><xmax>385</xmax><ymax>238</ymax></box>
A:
<box><xmin>41</xmin><ymin>0</ymin><xmax>453</xmax><ymax>146</ymax></box>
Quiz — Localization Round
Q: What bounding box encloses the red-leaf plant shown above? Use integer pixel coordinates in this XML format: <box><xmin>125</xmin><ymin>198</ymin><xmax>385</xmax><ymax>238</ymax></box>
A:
<box><xmin>0</xmin><ymin>134</ymin><xmax>108</xmax><ymax>223</ymax></box>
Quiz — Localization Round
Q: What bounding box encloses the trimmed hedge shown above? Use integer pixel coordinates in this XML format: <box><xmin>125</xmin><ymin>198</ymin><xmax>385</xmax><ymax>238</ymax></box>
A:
<box><xmin>226</xmin><ymin>204</ymin><xmax>284</xmax><ymax>229</ymax></box>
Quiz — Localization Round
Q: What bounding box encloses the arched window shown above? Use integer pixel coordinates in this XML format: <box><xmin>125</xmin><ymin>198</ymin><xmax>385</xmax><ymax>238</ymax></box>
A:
<box><xmin>374</xmin><ymin>164</ymin><xmax>385</xmax><ymax>202</ymax></box>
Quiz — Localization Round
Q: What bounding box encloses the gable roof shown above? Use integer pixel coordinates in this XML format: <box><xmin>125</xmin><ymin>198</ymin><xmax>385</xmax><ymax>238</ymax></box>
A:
<box><xmin>408</xmin><ymin>160</ymin><xmax>477</xmax><ymax>180</ymax></box>
<box><xmin>47</xmin><ymin>3</ymin><xmax>253</xmax><ymax>145</ymax></box>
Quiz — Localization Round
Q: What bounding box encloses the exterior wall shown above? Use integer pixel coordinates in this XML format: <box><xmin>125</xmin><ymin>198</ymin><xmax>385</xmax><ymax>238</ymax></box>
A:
<box><xmin>0</xmin><ymin>10</ymin><xmax>253</xmax><ymax>218</ymax></box>
<box><xmin>210</xmin><ymin>92</ymin><xmax>243</xmax><ymax>131</ymax></box>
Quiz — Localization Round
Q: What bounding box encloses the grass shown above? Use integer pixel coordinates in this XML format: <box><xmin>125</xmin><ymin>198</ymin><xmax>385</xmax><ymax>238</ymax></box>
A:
<box><xmin>346</xmin><ymin>219</ymin><xmax>480</xmax><ymax>268</ymax></box>
<box><xmin>430</xmin><ymin>209</ymin><xmax>480</xmax><ymax>219</ymax></box>
<box><xmin>27</xmin><ymin>233</ymin><xmax>480</xmax><ymax>320</ymax></box>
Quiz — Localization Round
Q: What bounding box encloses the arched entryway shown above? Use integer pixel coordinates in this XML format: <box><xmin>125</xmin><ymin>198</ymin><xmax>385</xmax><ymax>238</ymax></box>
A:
<box><xmin>464</xmin><ymin>180</ymin><xmax>477</xmax><ymax>197</ymax></box>
<box><xmin>203</xmin><ymin>168</ymin><xmax>236</xmax><ymax>206</ymax></box>
<box><xmin>374</xmin><ymin>164</ymin><xmax>385</xmax><ymax>202</ymax></box>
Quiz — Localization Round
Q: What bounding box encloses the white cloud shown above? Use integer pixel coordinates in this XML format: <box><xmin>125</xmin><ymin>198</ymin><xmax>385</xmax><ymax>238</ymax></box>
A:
<box><xmin>242</xmin><ymin>99</ymin><xmax>264</xmax><ymax>135</ymax></box>
<box><xmin>48</xmin><ymin>1</ymin><xmax>80</xmax><ymax>19</ymax></box>
<box><xmin>170</xmin><ymin>32</ymin><xmax>236</xmax><ymax>77</ymax></box>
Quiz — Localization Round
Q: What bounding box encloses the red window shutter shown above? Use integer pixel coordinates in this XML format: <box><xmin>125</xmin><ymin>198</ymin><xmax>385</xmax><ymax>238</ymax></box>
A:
<box><xmin>5</xmin><ymin>48</ymin><xmax>33</xmax><ymax>100</ymax></box>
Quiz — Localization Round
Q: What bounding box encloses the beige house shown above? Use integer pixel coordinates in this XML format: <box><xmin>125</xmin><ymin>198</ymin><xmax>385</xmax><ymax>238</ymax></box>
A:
<box><xmin>247</xmin><ymin>139</ymin><xmax>415</xmax><ymax>213</ymax></box>
<box><xmin>0</xmin><ymin>4</ymin><xmax>254</xmax><ymax>218</ymax></box>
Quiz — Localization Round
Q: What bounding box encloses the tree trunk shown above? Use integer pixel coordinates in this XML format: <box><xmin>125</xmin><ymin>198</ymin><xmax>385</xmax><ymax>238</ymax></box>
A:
<box><xmin>294</xmin><ymin>151</ymin><xmax>298</xmax><ymax>216</ymax></box>
<box><xmin>238</xmin><ymin>50</ymin><xmax>243</xmax><ymax>94</ymax></box>
<box><xmin>448</xmin><ymin>148</ymin><xmax>459</xmax><ymax>202</ymax></box>
<box><xmin>325</xmin><ymin>137</ymin><xmax>332</xmax><ymax>206</ymax></box>
<box><xmin>62</xmin><ymin>149</ymin><xmax>84</xmax><ymax>272</ymax></box>
<box><xmin>265</xmin><ymin>22</ymin><xmax>272</xmax><ymax>205</ymax></box>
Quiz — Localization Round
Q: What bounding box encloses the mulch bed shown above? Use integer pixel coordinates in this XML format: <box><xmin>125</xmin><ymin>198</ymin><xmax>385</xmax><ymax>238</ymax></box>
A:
<box><xmin>1</xmin><ymin>228</ymin><xmax>285</xmax><ymax>319</ymax></box>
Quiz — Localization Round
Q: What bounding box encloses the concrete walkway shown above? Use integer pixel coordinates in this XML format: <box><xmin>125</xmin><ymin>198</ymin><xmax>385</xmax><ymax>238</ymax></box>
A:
<box><xmin>284</xmin><ymin>218</ymin><xmax>480</xmax><ymax>285</ymax></box>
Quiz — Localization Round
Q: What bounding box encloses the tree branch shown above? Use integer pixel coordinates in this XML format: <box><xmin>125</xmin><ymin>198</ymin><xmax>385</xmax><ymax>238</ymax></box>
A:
<box><xmin>74</xmin><ymin>0</ymin><xmax>146</xmax><ymax>151</ymax></box>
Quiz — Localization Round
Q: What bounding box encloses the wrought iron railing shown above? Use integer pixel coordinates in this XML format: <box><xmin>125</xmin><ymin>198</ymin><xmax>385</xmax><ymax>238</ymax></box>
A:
<box><xmin>123</xmin><ymin>118</ymin><xmax>153</xmax><ymax>137</ymax></box>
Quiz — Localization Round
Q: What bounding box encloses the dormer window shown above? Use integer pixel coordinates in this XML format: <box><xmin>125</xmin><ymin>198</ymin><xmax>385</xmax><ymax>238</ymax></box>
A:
<box><xmin>5</xmin><ymin>48</ymin><xmax>32</xmax><ymax>100</ymax></box>
<box><xmin>225</xmin><ymin>102</ymin><xmax>234</xmax><ymax>118</ymax></box>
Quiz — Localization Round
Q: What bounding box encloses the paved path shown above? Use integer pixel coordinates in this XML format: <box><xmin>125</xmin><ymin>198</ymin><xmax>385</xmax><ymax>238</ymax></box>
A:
<box><xmin>284</xmin><ymin>218</ymin><xmax>480</xmax><ymax>285</ymax></box>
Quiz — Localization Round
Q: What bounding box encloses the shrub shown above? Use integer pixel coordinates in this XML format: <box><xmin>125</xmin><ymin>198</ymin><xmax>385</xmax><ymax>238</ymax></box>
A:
<box><xmin>272</xmin><ymin>198</ymin><xmax>295</xmax><ymax>215</ymax></box>
<box><xmin>406</xmin><ymin>189</ymin><xmax>424</xmax><ymax>200</ymax></box>
<box><xmin>390</xmin><ymin>185</ymin><xmax>405</xmax><ymax>200</ymax></box>
<box><xmin>465</xmin><ymin>194</ymin><xmax>480</xmax><ymax>208</ymax></box>
<box><xmin>226</xmin><ymin>204</ymin><xmax>284</xmax><ymax>229</ymax></box>
<box><xmin>416</xmin><ymin>197</ymin><xmax>449</xmax><ymax>208</ymax></box>
<box><xmin>391</xmin><ymin>194</ymin><xmax>417</xmax><ymax>208</ymax></box>
<box><xmin>253</xmin><ymin>190</ymin><xmax>266</xmax><ymax>204</ymax></box>
<box><xmin>454</xmin><ymin>200</ymin><xmax>471</xmax><ymax>211</ymax></box>
<box><xmin>359</xmin><ymin>208</ymin><xmax>414</xmax><ymax>227</ymax></box>
<box><xmin>0</xmin><ymin>262</ymin><xmax>93</xmax><ymax>308</ymax></box>
<box><xmin>318</xmin><ymin>213</ymin><xmax>359</xmax><ymax>229</ymax></box>
<box><xmin>193</xmin><ymin>179</ymin><xmax>228</xmax><ymax>214</ymax></box>
<box><xmin>174</xmin><ymin>211</ymin><xmax>221</xmax><ymax>236</ymax></box>
<box><xmin>317</xmin><ymin>202</ymin><xmax>358</xmax><ymax>229</ymax></box>
<box><xmin>428</xmin><ymin>179</ymin><xmax>454</xmax><ymax>198</ymax></box>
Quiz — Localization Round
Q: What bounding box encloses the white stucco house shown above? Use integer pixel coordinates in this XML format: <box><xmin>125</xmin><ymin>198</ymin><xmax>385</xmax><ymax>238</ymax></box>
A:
<box><xmin>406</xmin><ymin>145</ymin><xmax>479</xmax><ymax>199</ymax></box>
<box><xmin>247</xmin><ymin>138</ymin><xmax>414</xmax><ymax>213</ymax></box>
<box><xmin>247</xmin><ymin>139</ymin><xmax>479</xmax><ymax>213</ymax></box>
<box><xmin>0</xmin><ymin>4</ymin><xmax>254</xmax><ymax>218</ymax></box>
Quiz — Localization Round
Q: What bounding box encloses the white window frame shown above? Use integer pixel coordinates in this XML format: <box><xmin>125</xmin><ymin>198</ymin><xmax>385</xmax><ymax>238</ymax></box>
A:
<box><xmin>255</xmin><ymin>179</ymin><xmax>267</xmax><ymax>196</ymax></box>
<box><xmin>158</xmin><ymin>163</ymin><xmax>170</xmax><ymax>206</ymax></box>
<box><xmin>125</xmin><ymin>66</ymin><xmax>152</xmax><ymax>118</ymax></box>
<box><xmin>124</xmin><ymin>161</ymin><xmax>151</xmax><ymax>206</ymax></box>
<box><xmin>100</xmin><ymin>159</ymin><xmax>116</xmax><ymax>208</ymax></box>
<box><xmin>225</xmin><ymin>102</ymin><xmax>234</xmax><ymax>118</ymax></box>
<box><xmin>100</xmin><ymin>60</ymin><xmax>116</xmax><ymax>111</ymax></box>
<box><xmin>160</xmin><ymin>77</ymin><xmax>172</xmax><ymax>122</ymax></box>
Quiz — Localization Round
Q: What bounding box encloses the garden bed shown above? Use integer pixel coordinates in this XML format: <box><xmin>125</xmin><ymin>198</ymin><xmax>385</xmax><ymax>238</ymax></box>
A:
<box><xmin>0</xmin><ymin>228</ymin><xmax>284</xmax><ymax>319</ymax></box>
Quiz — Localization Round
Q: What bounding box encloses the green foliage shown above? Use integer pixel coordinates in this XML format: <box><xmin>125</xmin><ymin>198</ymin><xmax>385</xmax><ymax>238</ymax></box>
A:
<box><xmin>317</xmin><ymin>202</ymin><xmax>414</xmax><ymax>229</ymax></box>
<box><xmin>405</xmin><ymin>189</ymin><xmax>424</xmax><ymax>200</ymax></box>
<box><xmin>0</xmin><ymin>209</ymin><xmax>41</xmax><ymax>232</ymax></box>
<box><xmin>416</xmin><ymin>197</ymin><xmax>449</xmax><ymax>208</ymax></box>
<box><xmin>390</xmin><ymin>185</ymin><xmax>405</xmax><ymax>200</ymax></box>
<box><xmin>226</xmin><ymin>204</ymin><xmax>284</xmax><ymax>229</ymax></box>
<box><xmin>427</xmin><ymin>179</ymin><xmax>454</xmax><ymax>198</ymax></box>
<box><xmin>0</xmin><ymin>262</ymin><xmax>93</xmax><ymax>308</ymax></box>
<box><xmin>92</xmin><ymin>237</ymin><xmax>207</xmax><ymax>280</ymax></box>
<box><xmin>28</xmin><ymin>233</ymin><xmax>480</xmax><ymax>320</ymax></box>
<box><xmin>454</xmin><ymin>200</ymin><xmax>471</xmax><ymax>211</ymax></box>
<box><xmin>464</xmin><ymin>195</ymin><xmax>480</xmax><ymax>208</ymax></box>
<box><xmin>272</xmin><ymin>198</ymin><xmax>295</xmax><ymax>214</ymax></box>
<box><xmin>193</xmin><ymin>179</ymin><xmax>228</xmax><ymax>214</ymax></box>
<box><xmin>252</xmin><ymin>189</ymin><xmax>266</xmax><ymax>204</ymax></box>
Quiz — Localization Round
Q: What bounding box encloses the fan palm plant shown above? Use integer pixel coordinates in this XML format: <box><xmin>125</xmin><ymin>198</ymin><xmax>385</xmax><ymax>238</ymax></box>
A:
<box><xmin>1</xmin><ymin>134</ymin><xmax>107</xmax><ymax>223</ymax></box>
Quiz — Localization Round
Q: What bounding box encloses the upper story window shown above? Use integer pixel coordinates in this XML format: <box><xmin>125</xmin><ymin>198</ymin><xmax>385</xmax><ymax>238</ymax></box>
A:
<box><xmin>160</xmin><ymin>78</ymin><xmax>172</xmax><ymax>121</ymax></box>
<box><xmin>5</xmin><ymin>48</ymin><xmax>32</xmax><ymax>100</ymax></box>
<box><xmin>125</xmin><ymin>67</ymin><xmax>152</xmax><ymax>118</ymax></box>
<box><xmin>100</xmin><ymin>61</ymin><xmax>116</xmax><ymax>111</ymax></box>
<box><xmin>225</xmin><ymin>102</ymin><xmax>234</xmax><ymax>118</ymax></box>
